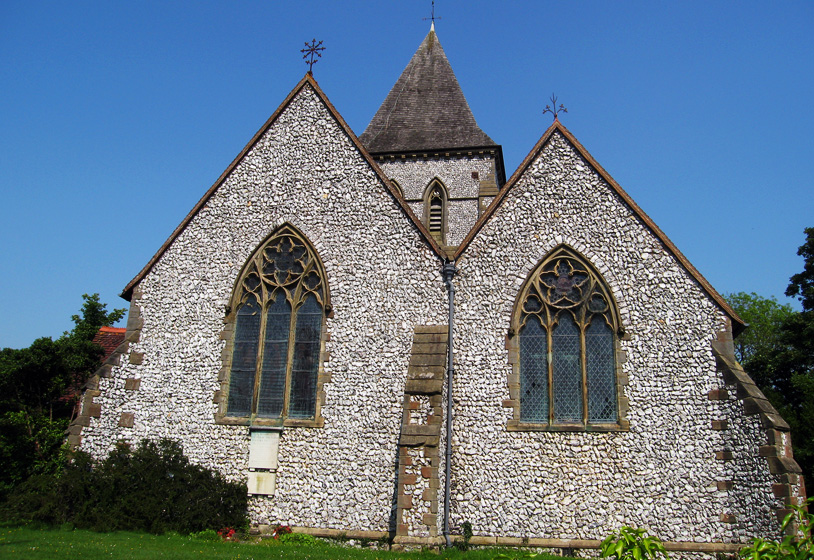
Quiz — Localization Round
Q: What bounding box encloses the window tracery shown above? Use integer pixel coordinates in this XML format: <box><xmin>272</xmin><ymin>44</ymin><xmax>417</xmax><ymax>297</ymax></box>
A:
<box><xmin>222</xmin><ymin>225</ymin><xmax>328</xmax><ymax>426</ymax></box>
<box><xmin>513</xmin><ymin>246</ymin><xmax>622</xmax><ymax>429</ymax></box>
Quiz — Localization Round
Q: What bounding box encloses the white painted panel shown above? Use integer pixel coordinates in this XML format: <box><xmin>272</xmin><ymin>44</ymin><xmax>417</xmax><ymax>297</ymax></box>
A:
<box><xmin>248</xmin><ymin>430</ymin><xmax>280</xmax><ymax>470</ymax></box>
<box><xmin>247</xmin><ymin>471</ymin><xmax>277</xmax><ymax>495</ymax></box>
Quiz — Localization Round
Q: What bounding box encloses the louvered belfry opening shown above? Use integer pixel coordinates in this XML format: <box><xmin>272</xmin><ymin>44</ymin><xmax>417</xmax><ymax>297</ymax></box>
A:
<box><xmin>428</xmin><ymin>187</ymin><xmax>444</xmax><ymax>243</ymax></box>
<box><xmin>422</xmin><ymin>179</ymin><xmax>447</xmax><ymax>245</ymax></box>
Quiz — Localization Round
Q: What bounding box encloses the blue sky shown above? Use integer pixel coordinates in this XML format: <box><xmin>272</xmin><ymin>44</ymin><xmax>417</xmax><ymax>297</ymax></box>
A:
<box><xmin>1</xmin><ymin>1</ymin><xmax>812</xmax><ymax>349</ymax></box>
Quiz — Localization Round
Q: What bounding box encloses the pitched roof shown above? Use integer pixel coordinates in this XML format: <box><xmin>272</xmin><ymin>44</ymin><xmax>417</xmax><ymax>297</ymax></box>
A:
<box><xmin>121</xmin><ymin>74</ymin><xmax>446</xmax><ymax>301</ymax></box>
<box><xmin>454</xmin><ymin>119</ymin><xmax>746</xmax><ymax>334</ymax></box>
<box><xmin>92</xmin><ymin>326</ymin><xmax>126</xmax><ymax>362</ymax></box>
<box><xmin>359</xmin><ymin>28</ymin><xmax>497</xmax><ymax>154</ymax></box>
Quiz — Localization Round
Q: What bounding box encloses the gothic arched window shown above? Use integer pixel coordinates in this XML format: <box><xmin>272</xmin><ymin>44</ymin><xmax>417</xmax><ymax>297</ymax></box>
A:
<box><xmin>513</xmin><ymin>246</ymin><xmax>622</xmax><ymax>429</ymax></box>
<box><xmin>423</xmin><ymin>179</ymin><xmax>447</xmax><ymax>245</ymax></box>
<box><xmin>223</xmin><ymin>225</ymin><xmax>328</xmax><ymax>425</ymax></box>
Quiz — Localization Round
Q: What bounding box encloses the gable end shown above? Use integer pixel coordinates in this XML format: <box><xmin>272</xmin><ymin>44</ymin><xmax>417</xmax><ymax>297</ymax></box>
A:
<box><xmin>454</xmin><ymin>120</ymin><xmax>744</xmax><ymax>333</ymax></box>
<box><xmin>121</xmin><ymin>75</ymin><xmax>446</xmax><ymax>301</ymax></box>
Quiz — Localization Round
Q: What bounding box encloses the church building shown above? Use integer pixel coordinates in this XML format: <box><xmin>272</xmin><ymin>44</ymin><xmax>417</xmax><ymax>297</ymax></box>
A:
<box><xmin>70</xmin><ymin>26</ymin><xmax>806</xmax><ymax>556</ymax></box>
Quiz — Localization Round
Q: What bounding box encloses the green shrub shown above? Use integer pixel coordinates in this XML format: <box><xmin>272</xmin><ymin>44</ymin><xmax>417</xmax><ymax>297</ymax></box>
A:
<box><xmin>493</xmin><ymin>552</ymin><xmax>540</xmax><ymax>559</ymax></box>
<box><xmin>278</xmin><ymin>532</ymin><xmax>319</xmax><ymax>545</ymax></box>
<box><xmin>740</xmin><ymin>498</ymin><xmax>813</xmax><ymax>560</ymax></box>
<box><xmin>190</xmin><ymin>529</ymin><xmax>221</xmax><ymax>542</ymax></box>
<box><xmin>1</xmin><ymin>438</ymin><xmax>248</xmax><ymax>534</ymax></box>
<box><xmin>600</xmin><ymin>526</ymin><xmax>669</xmax><ymax>560</ymax></box>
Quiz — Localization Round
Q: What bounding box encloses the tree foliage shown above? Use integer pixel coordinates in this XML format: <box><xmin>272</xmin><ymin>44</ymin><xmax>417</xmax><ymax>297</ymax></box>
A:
<box><xmin>728</xmin><ymin>227</ymin><xmax>814</xmax><ymax>485</ymax></box>
<box><xmin>0</xmin><ymin>294</ymin><xmax>125</xmax><ymax>498</ymax></box>
<box><xmin>725</xmin><ymin>292</ymin><xmax>794</xmax><ymax>370</ymax></box>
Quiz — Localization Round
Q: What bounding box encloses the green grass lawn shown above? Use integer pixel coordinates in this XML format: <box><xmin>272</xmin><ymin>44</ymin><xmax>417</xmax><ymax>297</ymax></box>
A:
<box><xmin>0</xmin><ymin>526</ymin><xmax>576</xmax><ymax>560</ymax></box>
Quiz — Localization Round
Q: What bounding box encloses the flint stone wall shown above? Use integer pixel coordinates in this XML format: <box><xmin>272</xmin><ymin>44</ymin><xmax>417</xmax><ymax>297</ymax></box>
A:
<box><xmin>380</xmin><ymin>156</ymin><xmax>495</xmax><ymax>246</ymax></box>
<box><xmin>450</xmin><ymin>131</ymin><xmax>779</xmax><ymax>545</ymax></box>
<box><xmin>79</xmin><ymin>84</ymin><xmax>447</xmax><ymax>532</ymax></box>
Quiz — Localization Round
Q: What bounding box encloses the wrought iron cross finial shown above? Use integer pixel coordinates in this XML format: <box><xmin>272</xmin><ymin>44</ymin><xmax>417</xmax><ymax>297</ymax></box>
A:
<box><xmin>422</xmin><ymin>1</ymin><xmax>441</xmax><ymax>28</ymax></box>
<box><xmin>301</xmin><ymin>39</ymin><xmax>325</xmax><ymax>75</ymax></box>
<box><xmin>543</xmin><ymin>93</ymin><xmax>568</xmax><ymax>120</ymax></box>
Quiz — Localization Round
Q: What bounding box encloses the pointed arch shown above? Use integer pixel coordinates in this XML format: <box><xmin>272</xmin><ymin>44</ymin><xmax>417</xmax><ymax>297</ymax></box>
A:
<box><xmin>217</xmin><ymin>223</ymin><xmax>330</xmax><ymax>427</ymax></box>
<box><xmin>389</xmin><ymin>178</ymin><xmax>404</xmax><ymax>198</ymax></box>
<box><xmin>422</xmin><ymin>178</ymin><xmax>448</xmax><ymax>245</ymax></box>
<box><xmin>508</xmin><ymin>245</ymin><xmax>629</xmax><ymax>431</ymax></box>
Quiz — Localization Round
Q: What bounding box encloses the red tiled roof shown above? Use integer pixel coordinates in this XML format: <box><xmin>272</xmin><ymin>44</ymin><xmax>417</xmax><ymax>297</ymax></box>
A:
<box><xmin>93</xmin><ymin>326</ymin><xmax>126</xmax><ymax>362</ymax></box>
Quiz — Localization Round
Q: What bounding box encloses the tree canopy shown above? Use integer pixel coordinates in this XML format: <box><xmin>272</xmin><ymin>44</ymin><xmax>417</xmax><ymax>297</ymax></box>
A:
<box><xmin>0</xmin><ymin>294</ymin><xmax>125</xmax><ymax>498</ymax></box>
<box><xmin>728</xmin><ymin>227</ymin><xmax>814</xmax><ymax>485</ymax></box>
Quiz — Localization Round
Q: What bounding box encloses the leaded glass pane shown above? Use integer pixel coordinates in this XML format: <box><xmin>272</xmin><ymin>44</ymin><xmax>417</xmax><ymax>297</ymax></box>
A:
<box><xmin>586</xmin><ymin>318</ymin><xmax>617</xmax><ymax>423</ymax></box>
<box><xmin>289</xmin><ymin>295</ymin><xmax>322</xmax><ymax>418</ymax></box>
<box><xmin>552</xmin><ymin>314</ymin><xmax>582</xmax><ymax>423</ymax></box>
<box><xmin>519</xmin><ymin>318</ymin><xmax>548</xmax><ymax>423</ymax></box>
<box><xmin>257</xmin><ymin>296</ymin><xmax>290</xmax><ymax>417</ymax></box>
<box><xmin>227</xmin><ymin>297</ymin><xmax>261</xmax><ymax>417</ymax></box>
<box><xmin>228</xmin><ymin>226</ymin><xmax>326</xmax><ymax>421</ymax></box>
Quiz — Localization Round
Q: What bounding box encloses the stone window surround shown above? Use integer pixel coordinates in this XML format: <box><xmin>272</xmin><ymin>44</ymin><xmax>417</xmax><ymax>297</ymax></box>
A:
<box><xmin>421</xmin><ymin>177</ymin><xmax>449</xmax><ymax>246</ymax></box>
<box><xmin>390</xmin><ymin>178</ymin><xmax>404</xmax><ymax>198</ymax></box>
<box><xmin>505</xmin><ymin>245</ymin><xmax>630</xmax><ymax>432</ymax></box>
<box><xmin>214</xmin><ymin>224</ymin><xmax>332</xmax><ymax>429</ymax></box>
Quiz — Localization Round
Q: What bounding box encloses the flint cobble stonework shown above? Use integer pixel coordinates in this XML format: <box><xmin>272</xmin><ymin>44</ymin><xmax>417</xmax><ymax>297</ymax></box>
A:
<box><xmin>380</xmin><ymin>156</ymin><xmax>496</xmax><ymax>246</ymax></box>
<box><xmin>451</xmin><ymin>131</ymin><xmax>778</xmax><ymax>545</ymax></box>
<box><xmin>80</xmin><ymin>83</ymin><xmax>447</xmax><ymax>533</ymax></box>
<box><xmin>73</xmin><ymin>73</ymin><xmax>799</xmax><ymax>557</ymax></box>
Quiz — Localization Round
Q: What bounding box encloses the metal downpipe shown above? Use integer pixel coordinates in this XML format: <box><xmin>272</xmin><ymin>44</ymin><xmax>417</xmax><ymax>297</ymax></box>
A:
<box><xmin>441</xmin><ymin>261</ymin><xmax>457</xmax><ymax>548</ymax></box>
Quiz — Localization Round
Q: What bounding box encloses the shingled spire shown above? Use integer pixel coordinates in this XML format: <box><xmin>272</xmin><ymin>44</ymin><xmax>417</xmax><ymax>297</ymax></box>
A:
<box><xmin>360</xmin><ymin>28</ymin><xmax>497</xmax><ymax>154</ymax></box>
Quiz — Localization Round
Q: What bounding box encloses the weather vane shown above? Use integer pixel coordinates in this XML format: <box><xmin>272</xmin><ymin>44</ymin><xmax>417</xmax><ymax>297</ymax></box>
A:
<box><xmin>543</xmin><ymin>94</ymin><xmax>568</xmax><ymax>120</ymax></box>
<box><xmin>301</xmin><ymin>39</ymin><xmax>325</xmax><ymax>75</ymax></box>
<box><xmin>422</xmin><ymin>1</ymin><xmax>441</xmax><ymax>27</ymax></box>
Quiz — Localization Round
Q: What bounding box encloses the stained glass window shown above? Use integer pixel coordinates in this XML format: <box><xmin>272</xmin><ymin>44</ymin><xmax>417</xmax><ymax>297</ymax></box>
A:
<box><xmin>517</xmin><ymin>247</ymin><xmax>619</xmax><ymax>427</ymax></box>
<box><xmin>226</xmin><ymin>225</ymin><xmax>326</xmax><ymax>422</ymax></box>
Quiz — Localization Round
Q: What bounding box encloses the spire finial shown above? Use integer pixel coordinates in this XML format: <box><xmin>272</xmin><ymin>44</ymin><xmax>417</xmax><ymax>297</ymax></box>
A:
<box><xmin>301</xmin><ymin>39</ymin><xmax>325</xmax><ymax>75</ymax></box>
<box><xmin>543</xmin><ymin>93</ymin><xmax>568</xmax><ymax>121</ymax></box>
<box><xmin>422</xmin><ymin>1</ymin><xmax>441</xmax><ymax>30</ymax></box>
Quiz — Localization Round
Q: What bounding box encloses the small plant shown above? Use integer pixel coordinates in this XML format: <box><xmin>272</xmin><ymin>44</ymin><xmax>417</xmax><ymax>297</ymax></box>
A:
<box><xmin>740</xmin><ymin>497</ymin><xmax>813</xmax><ymax>560</ymax></box>
<box><xmin>455</xmin><ymin>520</ymin><xmax>474</xmax><ymax>551</ymax></box>
<box><xmin>217</xmin><ymin>527</ymin><xmax>236</xmax><ymax>541</ymax></box>
<box><xmin>600</xmin><ymin>526</ymin><xmax>669</xmax><ymax>560</ymax></box>
<box><xmin>271</xmin><ymin>524</ymin><xmax>292</xmax><ymax>539</ymax></box>
<box><xmin>190</xmin><ymin>529</ymin><xmax>220</xmax><ymax>542</ymax></box>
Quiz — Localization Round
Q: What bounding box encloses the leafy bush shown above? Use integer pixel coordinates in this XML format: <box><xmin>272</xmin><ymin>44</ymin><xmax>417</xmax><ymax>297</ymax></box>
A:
<box><xmin>740</xmin><ymin>498</ymin><xmax>813</xmax><ymax>560</ymax></box>
<box><xmin>190</xmin><ymin>529</ymin><xmax>221</xmax><ymax>542</ymax></box>
<box><xmin>1</xmin><ymin>438</ymin><xmax>247</xmax><ymax>534</ymax></box>
<box><xmin>0</xmin><ymin>294</ymin><xmax>126</xmax><ymax>500</ymax></box>
<box><xmin>600</xmin><ymin>526</ymin><xmax>669</xmax><ymax>560</ymax></box>
<box><xmin>278</xmin><ymin>532</ymin><xmax>319</xmax><ymax>545</ymax></box>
